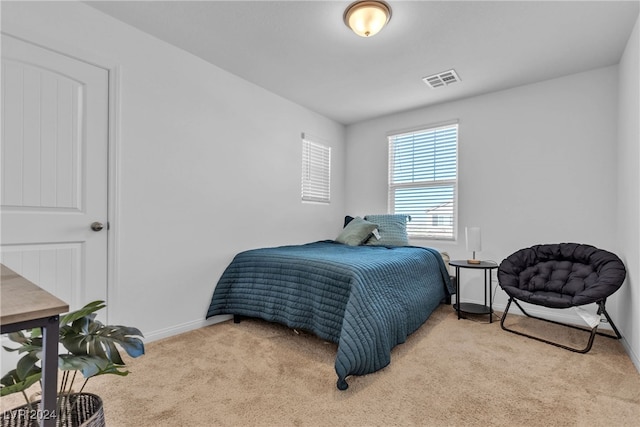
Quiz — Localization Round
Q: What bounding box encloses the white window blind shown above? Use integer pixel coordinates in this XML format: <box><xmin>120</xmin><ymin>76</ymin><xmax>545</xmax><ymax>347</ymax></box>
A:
<box><xmin>301</xmin><ymin>136</ymin><xmax>331</xmax><ymax>203</ymax></box>
<box><xmin>388</xmin><ymin>123</ymin><xmax>458</xmax><ymax>240</ymax></box>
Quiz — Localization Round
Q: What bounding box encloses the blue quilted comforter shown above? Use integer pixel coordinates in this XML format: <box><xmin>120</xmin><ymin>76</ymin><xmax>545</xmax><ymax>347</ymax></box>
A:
<box><xmin>206</xmin><ymin>240</ymin><xmax>453</xmax><ymax>390</ymax></box>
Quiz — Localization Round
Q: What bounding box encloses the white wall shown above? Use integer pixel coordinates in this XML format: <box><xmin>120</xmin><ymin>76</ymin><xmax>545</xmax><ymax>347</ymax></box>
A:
<box><xmin>345</xmin><ymin>66</ymin><xmax>625</xmax><ymax>337</ymax></box>
<box><xmin>616</xmin><ymin>14</ymin><xmax>640</xmax><ymax>370</ymax></box>
<box><xmin>1</xmin><ymin>1</ymin><xmax>346</xmax><ymax>340</ymax></box>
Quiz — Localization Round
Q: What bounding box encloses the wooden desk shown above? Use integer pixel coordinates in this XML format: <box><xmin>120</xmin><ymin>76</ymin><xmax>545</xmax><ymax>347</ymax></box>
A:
<box><xmin>1</xmin><ymin>264</ymin><xmax>69</xmax><ymax>427</ymax></box>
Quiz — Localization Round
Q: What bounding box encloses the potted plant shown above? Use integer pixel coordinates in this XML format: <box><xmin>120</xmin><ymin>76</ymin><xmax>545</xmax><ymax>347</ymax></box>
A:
<box><xmin>1</xmin><ymin>300</ymin><xmax>144</xmax><ymax>427</ymax></box>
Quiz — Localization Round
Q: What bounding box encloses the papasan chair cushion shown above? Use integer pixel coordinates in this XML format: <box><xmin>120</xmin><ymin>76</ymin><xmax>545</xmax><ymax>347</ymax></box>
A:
<box><xmin>498</xmin><ymin>243</ymin><xmax>626</xmax><ymax>308</ymax></box>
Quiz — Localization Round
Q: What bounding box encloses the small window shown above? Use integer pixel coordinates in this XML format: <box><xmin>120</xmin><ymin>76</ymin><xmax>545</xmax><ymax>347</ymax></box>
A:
<box><xmin>388</xmin><ymin>123</ymin><xmax>458</xmax><ymax>240</ymax></box>
<box><xmin>301</xmin><ymin>135</ymin><xmax>331</xmax><ymax>204</ymax></box>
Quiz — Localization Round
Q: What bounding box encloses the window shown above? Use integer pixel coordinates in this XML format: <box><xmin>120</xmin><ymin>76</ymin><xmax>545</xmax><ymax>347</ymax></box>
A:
<box><xmin>388</xmin><ymin>123</ymin><xmax>458</xmax><ymax>240</ymax></box>
<box><xmin>301</xmin><ymin>135</ymin><xmax>331</xmax><ymax>203</ymax></box>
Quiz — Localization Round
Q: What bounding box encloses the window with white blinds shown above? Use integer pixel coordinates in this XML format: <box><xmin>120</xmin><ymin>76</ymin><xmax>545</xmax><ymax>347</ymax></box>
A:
<box><xmin>301</xmin><ymin>136</ymin><xmax>331</xmax><ymax>203</ymax></box>
<box><xmin>388</xmin><ymin>123</ymin><xmax>458</xmax><ymax>240</ymax></box>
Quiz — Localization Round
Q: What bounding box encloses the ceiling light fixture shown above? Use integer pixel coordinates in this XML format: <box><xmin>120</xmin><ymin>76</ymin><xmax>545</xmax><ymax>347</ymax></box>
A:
<box><xmin>343</xmin><ymin>1</ymin><xmax>392</xmax><ymax>37</ymax></box>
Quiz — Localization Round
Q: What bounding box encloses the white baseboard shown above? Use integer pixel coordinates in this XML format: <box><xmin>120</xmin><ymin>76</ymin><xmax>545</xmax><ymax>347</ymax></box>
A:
<box><xmin>143</xmin><ymin>314</ymin><xmax>232</xmax><ymax>343</ymax></box>
<box><xmin>620</xmin><ymin>335</ymin><xmax>640</xmax><ymax>373</ymax></box>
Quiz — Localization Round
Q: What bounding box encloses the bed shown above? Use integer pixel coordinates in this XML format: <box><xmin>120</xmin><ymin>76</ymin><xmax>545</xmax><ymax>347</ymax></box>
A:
<box><xmin>206</xmin><ymin>215</ymin><xmax>453</xmax><ymax>390</ymax></box>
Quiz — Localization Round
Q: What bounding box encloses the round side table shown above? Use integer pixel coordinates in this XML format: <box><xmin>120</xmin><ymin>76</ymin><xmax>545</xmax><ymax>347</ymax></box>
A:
<box><xmin>450</xmin><ymin>260</ymin><xmax>498</xmax><ymax>323</ymax></box>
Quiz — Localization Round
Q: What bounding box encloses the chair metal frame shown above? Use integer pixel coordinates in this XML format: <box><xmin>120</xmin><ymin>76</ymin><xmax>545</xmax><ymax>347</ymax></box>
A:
<box><xmin>500</xmin><ymin>297</ymin><xmax>622</xmax><ymax>353</ymax></box>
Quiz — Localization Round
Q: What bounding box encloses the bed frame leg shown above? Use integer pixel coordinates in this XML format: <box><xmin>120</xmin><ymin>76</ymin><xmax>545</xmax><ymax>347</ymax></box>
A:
<box><xmin>233</xmin><ymin>314</ymin><xmax>242</xmax><ymax>324</ymax></box>
<box><xmin>444</xmin><ymin>275</ymin><xmax>456</xmax><ymax>305</ymax></box>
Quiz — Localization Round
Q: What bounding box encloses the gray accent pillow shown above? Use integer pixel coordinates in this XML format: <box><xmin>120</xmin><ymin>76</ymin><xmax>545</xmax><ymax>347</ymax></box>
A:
<box><xmin>335</xmin><ymin>217</ymin><xmax>379</xmax><ymax>246</ymax></box>
<box><xmin>363</xmin><ymin>214</ymin><xmax>409</xmax><ymax>246</ymax></box>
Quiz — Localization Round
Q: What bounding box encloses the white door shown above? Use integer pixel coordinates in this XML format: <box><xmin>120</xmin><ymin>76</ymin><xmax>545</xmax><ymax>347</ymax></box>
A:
<box><xmin>0</xmin><ymin>35</ymin><xmax>109</xmax><ymax>314</ymax></box>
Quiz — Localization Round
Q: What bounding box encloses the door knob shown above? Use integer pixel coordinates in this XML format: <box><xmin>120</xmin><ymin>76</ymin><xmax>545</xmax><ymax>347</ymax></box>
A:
<box><xmin>90</xmin><ymin>222</ymin><xmax>104</xmax><ymax>232</ymax></box>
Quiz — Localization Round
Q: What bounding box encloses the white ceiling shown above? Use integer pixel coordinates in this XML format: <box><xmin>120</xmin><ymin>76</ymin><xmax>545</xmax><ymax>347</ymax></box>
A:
<box><xmin>87</xmin><ymin>1</ymin><xmax>639</xmax><ymax>125</ymax></box>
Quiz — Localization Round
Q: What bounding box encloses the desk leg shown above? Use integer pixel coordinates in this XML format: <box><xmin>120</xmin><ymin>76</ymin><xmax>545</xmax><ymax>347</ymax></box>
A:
<box><xmin>41</xmin><ymin>316</ymin><xmax>59</xmax><ymax>427</ymax></box>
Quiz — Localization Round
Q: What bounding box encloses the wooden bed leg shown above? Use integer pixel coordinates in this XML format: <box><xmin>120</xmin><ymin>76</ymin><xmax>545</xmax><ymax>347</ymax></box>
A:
<box><xmin>233</xmin><ymin>314</ymin><xmax>242</xmax><ymax>324</ymax></box>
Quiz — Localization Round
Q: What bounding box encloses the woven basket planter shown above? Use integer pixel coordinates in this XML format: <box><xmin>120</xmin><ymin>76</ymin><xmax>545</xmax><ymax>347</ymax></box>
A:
<box><xmin>0</xmin><ymin>393</ymin><xmax>105</xmax><ymax>427</ymax></box>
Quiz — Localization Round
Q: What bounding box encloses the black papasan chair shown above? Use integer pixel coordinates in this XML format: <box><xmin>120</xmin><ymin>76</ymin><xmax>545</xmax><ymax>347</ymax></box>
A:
<box><xmin>498</xmin><ymin>243</ymin><xmax>626</xmax><ymax>353</ymax></box>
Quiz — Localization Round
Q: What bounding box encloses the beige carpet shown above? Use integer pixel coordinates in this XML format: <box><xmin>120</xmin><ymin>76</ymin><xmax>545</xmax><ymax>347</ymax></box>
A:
<box><xmin>2</xmin><ymin>306</ymin><xmax>639</xmax><ymax>426</ymax></box>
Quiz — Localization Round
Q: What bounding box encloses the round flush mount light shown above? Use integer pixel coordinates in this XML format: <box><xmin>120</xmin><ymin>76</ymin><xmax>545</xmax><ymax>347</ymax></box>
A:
<box><xmin>343</xmin><ymin>1</ymin><xmax>392</xmax><ymax>37</ymax></box>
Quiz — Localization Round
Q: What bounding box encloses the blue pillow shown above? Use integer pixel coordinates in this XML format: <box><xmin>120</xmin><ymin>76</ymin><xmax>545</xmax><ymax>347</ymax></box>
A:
<box><xmin>363</xmin><ymin>214</ymin><xmax>409</xmax><ymax>246</ymax></box>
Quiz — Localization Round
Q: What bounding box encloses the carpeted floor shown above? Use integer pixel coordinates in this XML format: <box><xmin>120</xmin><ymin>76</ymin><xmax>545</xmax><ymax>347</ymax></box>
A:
<box><xmin>2</xmin><ymin>305</ymin><xmax>639</xmax><ymax>426</ymax></box>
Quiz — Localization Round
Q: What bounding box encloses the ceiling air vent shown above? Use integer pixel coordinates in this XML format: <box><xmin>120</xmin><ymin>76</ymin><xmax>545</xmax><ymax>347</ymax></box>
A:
<box><xmin>422</xmin><ymin>69</ymin><xmax>461</xmax><ymax>89</ymax></box>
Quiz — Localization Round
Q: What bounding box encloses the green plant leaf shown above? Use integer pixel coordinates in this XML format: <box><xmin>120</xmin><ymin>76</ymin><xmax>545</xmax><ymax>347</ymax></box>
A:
<box><xmin>5</xmin><ymin>331</ymin><xmax>28</xmax><ymax>344</ymax></box>
<box><xmin>58</xmin><ymin>355</ymin><xmax>131</xmax><ymax>379</ymax></box>
<box><xmin>0</xmin><ymin>369</ymin><xmax>41</xmax><ymax>397</ymax></box>
<box><xmin>16</xmin><ymin>353</ymin><xmax>39</xmax><ymax>380</ymax></box>
<box><xmin>98</xmin><ymin>362</ymin><xmax>130</xmax><ymax>377</ymax></box>
<box><xmin>60</xmin><ymin>317</ymin><xmax>145</xmax><ymax>363</ymax></box>
<box><xmin>59</xmin><ymin>300</ymin><xmax>105</xmax><ymax>325</ymax></box>
<box><xmin>7</xmin><ymin>331</ymin><xmax>25</xmax><ymax>340</ymax></box>
<box><xmin>58</xmin><ymin>354</ymin><xmax>109</xmax><ymax>378</ymax></box>
<box><xmin>3</xmin><ymin>343</ymin><xmax>43</xmax><ymax>355</ymax></box>
<box><xmin>109</xmin><ymin>326</ymin><xmax>145</xmax><ymax>358</ymax></box>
